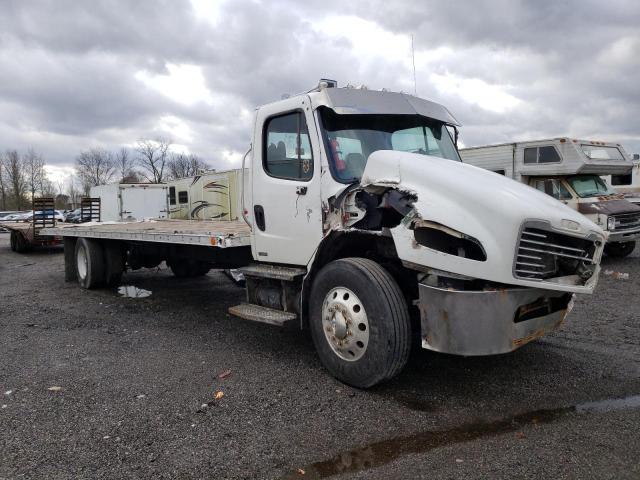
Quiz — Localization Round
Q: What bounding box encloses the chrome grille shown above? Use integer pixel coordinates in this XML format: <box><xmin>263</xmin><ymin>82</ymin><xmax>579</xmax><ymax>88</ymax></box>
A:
<box><xmin>613</xmin><ymin>212</ymin><xmax>640</xmax><ymax>231</ymax></box>
<box><xmin>515</xmin><ymin>226</ymin><xmax>597</xmax><ymax>280</ymax></box>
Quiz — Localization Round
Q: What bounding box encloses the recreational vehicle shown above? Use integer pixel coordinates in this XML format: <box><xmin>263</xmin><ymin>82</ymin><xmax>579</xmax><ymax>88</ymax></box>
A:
<box><xmin>167</xmin><ymin>169</ymin><xmax>243</xmax><ymax>221</ymax></box>
<box><xmin>460</xmin><ymin>139</ymin><xmax>640</xmax><ymax>257</ymax></box>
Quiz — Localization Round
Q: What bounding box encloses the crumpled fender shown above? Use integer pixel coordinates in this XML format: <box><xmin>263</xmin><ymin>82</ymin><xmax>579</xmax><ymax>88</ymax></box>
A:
<box><xmin>360</xmin><ymin>150</ymin><xmax>605</xmax><ymax>293</ymax></box>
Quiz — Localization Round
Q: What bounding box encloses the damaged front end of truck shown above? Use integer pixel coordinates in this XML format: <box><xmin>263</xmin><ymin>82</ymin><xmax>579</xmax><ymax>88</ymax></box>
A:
<box><xmin>322</xmin><ymin>150</ymin><xmax>605</xmax><ymax>356</ymax></box>
<box><xmin>309</xmin><ymin>85</ymin><xmax>606</xmax><ymax>357</ymax></box>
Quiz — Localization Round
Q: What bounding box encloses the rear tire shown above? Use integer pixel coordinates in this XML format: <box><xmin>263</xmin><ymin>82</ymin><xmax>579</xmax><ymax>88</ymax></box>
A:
<box><xmin>10</xmin><ymin>231</ymin><xmax>17</xmax><ymax>251</ymax></box>
<box><xmin>75</xmin><ymin>238</ymin><xmax>105</xmax><ymax>289</ymax></box>
<box><xmin>13</xmin><ymin>231</ymin><xmax>31</xmax><ymax>253</ymax></box>
<box><xmin>104</xmin><ymin>242</ymin><xmax>125</xmax><ymax>286</ymax></box>
<box><xmin>605</xmin><ymin>241</ymin><xmax>635</xmax><ymax>258</ymax></box>
<box><xmin>309</xmin><ymin>257</ymin><xmax>411</xmax><ymax>388</ymax></box>
<box><xmin>169</xmin><ymin>259</ymin><xmax>210</xmax><ymax>277</ymax></box>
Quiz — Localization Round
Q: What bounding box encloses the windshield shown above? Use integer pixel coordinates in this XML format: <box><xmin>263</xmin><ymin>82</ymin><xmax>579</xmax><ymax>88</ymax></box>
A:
<box><xmin>319</xmin><ymin>107</ymin><xmax>460</xmax><ymax>182</ymax></box>
<box><xmin>567</xmin><ymin>174</ymin><xmax>614</xmax><ymax>198</ymax></box>
<box><xmin>580</xmin><ymin>144</ymin><xmax>624</xmax><ymax>161</ymax></box>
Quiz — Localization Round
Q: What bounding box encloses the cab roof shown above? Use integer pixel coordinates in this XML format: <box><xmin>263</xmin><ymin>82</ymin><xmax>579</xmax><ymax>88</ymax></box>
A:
<box><xmin>308</xmin><ymin>87</ymin><xmax>461</xmax><ymax>126</ymax></box>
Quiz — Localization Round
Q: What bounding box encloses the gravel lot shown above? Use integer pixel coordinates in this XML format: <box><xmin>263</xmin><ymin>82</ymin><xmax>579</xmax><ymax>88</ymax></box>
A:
<box><xmin>1</xmin><ymin>233</ymin><xmax>639</xmax><ymax>479</ymax></box>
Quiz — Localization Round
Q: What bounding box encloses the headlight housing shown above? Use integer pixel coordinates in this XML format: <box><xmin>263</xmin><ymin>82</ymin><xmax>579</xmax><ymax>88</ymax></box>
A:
<box><xmin>607</xmin><ymin>216</ymin><xmax>616</xmax><ymax>231</ymax></box>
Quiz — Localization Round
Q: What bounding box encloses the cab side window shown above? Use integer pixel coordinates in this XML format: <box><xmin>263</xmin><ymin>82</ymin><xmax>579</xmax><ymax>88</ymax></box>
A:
<box><xmin>533</xmin><ymin>179</ymin><xmax>572</xmax><ymax>200</ymax></box>
<box><xmin>264</xmin><ymin>112</ymin><xmax>313</xmax><ymax>181</ymax></box>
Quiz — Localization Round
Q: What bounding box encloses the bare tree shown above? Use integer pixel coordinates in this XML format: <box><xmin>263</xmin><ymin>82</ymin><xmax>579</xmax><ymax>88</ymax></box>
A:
<box><xmin>66</xmin><ymin>175</ymin><xmax>82</xmax><ymax>208</ymax></box>
<box><xmin>75</xmin><ymin>148</ymin><xmax>115</xmax><ymax>188</ymax></box>
<box><xmin>4</xmin><ymin>150</ymin><xmax>27</xmax><ymax>209</ymax></box>
<box><xmin>167</xmin><ymin>153</ymin><xmax>211</xmax><ymax>180</ymax></box>
<box><xmin>114</xmin><ymin>147</ymin><xmax>139</xmax><ymax>183</ymax></box>
<box><xmin>23</xmin><ymin>148</ymin><xmax>46</xmax><ymax>199</ymax></box>
<box><xmin>0</xmin><ymin>157</ymin><xmax>7</xmax><ymax>210</ymax></box>
<box><xmin>135</xmin><ymin>138</ymin><xmax>171</xmax><ymax>183</ymax></box>
<box><xmin>55</xmin><ymin>193</ymin><xmax>70</xmax><ymax>210</ymax></box>
<box><xmin>41</xmin><ymin>176</ymin><xmax>57</xmax><ymax>197</ymax></box>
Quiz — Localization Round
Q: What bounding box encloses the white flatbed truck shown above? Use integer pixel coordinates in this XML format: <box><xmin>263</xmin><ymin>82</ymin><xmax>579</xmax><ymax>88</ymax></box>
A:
<box><xmin>43</xmin><ymin>81</ymin><xmax>607</xmax><ymax>388</ymax></box>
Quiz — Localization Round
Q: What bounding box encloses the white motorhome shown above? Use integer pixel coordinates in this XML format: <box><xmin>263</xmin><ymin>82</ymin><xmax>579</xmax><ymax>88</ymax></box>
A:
<box><xmin>90</xmin><ymin>183</ymin><xmax>169</xmax><ymax>222</ymax></box>
<box><xmin>602</xmin><ymin>153</ymin><xmax>640</xmax><ymax>204</ymax></box>
<box><xmin>460</xmin><ymin>139</ymin><xmax>640</xmax><ymax>257</ymax></box>
<box><xmin>44</xmin><ymin>81</ymin><xmax>606</xmax><ymax>388</ymax></box>
<box><xmin>167</xmin><ymin>169</ymin><xmax>243</xmax><ymax>221</ymax></box>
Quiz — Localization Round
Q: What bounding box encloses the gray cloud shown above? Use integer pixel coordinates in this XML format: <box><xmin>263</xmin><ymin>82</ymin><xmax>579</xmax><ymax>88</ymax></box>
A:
<box><xmin>0</xmin><ymin>0</ymin><xmax>638</xmax><ymax>172</ymax></box>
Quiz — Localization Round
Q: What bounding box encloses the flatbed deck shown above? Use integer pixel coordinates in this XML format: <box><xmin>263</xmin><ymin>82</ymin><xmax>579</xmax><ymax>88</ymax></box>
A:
<box><xmin>0</xmin><ymin>221</ymin><xmax>36</xmax><ymax>233</ymax></box>
<box><xmin>41</xmin><ymin>219</ymin><xmax>251</xmax><ymax>248</ymax></box>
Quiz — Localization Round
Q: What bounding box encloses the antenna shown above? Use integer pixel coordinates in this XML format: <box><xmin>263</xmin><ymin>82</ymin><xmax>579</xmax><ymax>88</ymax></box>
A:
<box><xmin>411</xmin><ymin>34</ymin><xmax>417</xmax><ymax>96</ymax></box>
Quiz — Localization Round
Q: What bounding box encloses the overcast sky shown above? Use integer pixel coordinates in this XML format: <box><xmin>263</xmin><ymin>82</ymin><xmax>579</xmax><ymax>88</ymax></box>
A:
<box><xmin>1</xmin><ymin>0</ymin><xmax>638</xmax><ymax>182</ymax></box>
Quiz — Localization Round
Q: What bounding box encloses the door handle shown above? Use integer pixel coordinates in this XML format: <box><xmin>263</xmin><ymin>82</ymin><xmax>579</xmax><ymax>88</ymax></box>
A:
<box><xmin>296</xmin><ymin>186</ymin><xmax>308</xmax><ymax>195</ymax></box>
<box><xmin>254</xmin><ymin>205</ymin><xmax>266</xmax><ymax>231</ymax></box>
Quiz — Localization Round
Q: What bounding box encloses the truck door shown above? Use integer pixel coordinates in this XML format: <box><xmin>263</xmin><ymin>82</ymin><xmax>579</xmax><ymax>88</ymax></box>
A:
<box><xmin>251</xmin><ymin>96</ymin><xmax>322</xmax><ymax>265</ymax></box>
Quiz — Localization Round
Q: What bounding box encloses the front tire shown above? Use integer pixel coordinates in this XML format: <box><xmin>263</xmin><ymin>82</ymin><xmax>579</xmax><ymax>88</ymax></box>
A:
<box><xmin>309</xmin><ymin>257</ymin><xmax>411</xmax><ymax>388</ymax></box>
<box><xmin>605</xmin><ymin>241</ymin><xmax>635</xmax><ymax>258</ymax></box>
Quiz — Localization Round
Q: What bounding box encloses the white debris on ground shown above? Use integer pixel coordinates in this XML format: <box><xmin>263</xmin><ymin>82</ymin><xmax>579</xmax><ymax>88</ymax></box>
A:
<box><xmin>603</xmin><ymin>270</ymin><xmax>630</xmax><ymax>280</ymax></box>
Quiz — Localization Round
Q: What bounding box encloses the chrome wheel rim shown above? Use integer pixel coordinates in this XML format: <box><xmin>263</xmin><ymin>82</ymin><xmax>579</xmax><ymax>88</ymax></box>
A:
<box><xmin>77</xmin><ymin>246</ymin><xmax>88</xmax><ymax>280</ymax></box>
<box><xmin>322</xmin><ymin>287</ymin><xmax>369</xmax><ymax>361</ymax></box>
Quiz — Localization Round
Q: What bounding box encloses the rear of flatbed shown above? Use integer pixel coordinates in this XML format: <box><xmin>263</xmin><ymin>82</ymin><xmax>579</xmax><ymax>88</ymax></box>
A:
<box><xmin>40</xmin><ymin>218</ymin><xmax>253</xmax><ymax>288</ymax></box>
<box><xmin>1</xmin><ymin>198</ymin><xmax>64</xmax><ymax>252</ymax></box>
<box><xmin>1</xmin><ymin>221</ymin><xmax>63</xmax><ymax>252</ymax></box>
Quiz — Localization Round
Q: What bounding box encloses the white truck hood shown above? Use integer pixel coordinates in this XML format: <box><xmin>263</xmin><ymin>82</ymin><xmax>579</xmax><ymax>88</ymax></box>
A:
<box><xmin>361</xmin><ymin>150</ymin><xmax>605</xmax><ymax>292</ymax></box>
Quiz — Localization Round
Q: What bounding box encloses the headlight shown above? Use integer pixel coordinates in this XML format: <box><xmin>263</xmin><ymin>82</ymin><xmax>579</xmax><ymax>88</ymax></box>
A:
<box><xmin>607</xmin><ymin>217</ymin><xmax>616</xmax><ymax>231</ymax></box>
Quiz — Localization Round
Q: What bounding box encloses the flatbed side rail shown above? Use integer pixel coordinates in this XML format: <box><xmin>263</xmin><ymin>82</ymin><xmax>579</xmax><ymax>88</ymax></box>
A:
<box><xmin>40</xmin><ymin>220</ymin><xmax>251</xmax><ymax>248</ymax></box>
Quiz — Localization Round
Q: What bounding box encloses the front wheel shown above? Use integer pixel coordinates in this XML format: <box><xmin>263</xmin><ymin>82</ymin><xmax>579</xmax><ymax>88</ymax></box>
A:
<box><xmin>309</xmin><ymin>258</ymin><xmax>411</xmax><ymax>388</ymax></box>
<box><xmin>604</xmin><ymin>241</ymin><xmax>635</xmax><ymax>258</ymax></box>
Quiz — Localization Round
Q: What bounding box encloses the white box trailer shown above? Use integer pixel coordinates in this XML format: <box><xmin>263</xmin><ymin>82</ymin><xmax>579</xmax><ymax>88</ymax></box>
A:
<box><xmin>90</xmin><ymin>183</ymin><xmax>169</xmax><ymax>222</ymax></box>
<box><xmin>460</xmin><ymin>138</ymin><xmax>640</xmax><ymax>257</ymax></box>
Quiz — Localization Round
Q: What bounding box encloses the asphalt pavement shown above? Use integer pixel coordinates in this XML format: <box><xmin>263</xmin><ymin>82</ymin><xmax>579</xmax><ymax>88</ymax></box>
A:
<box><xmin>0</xmin><ymin>234</ymin><xmax>639</xmax><ymax>479</ymax></box>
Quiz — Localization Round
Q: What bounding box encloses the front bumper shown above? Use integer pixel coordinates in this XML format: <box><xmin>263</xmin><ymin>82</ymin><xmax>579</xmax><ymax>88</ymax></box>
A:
<box><xmin>418</xmin><ymin>283</ymin><xmax>573</xmax><ymax>356</ymax></box>
<box><xmin>607</xmin><ymin>228</ymin><xmax>640</xmax><ymax>243</ymax></box>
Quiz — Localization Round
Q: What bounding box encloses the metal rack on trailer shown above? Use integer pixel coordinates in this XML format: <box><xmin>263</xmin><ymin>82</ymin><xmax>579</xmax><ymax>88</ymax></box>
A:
<box><xmin>1</xmin><ymin>197</ymin><xmax>60</xmax><ymax>252</ymax></box>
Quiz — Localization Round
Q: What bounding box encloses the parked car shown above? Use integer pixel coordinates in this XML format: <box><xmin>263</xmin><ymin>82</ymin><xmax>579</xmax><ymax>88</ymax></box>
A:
<box><xmin>64</xmin><ymin>208</ymin><xmax>92</xmax><ymax>223</ymax></box>
<box><xmin>0</xmin><ymin>211</ymin><xmax>20</xmax><ymax>219</ymax></box>
<box><xmin>20</xmin><ymin>210</ymin><xmax>66</xmax><ymax>223</ymax></box>
<box><xmin>5</xmin><ymin>212</ymin><xmax>31</xmax><ymax>221</ymax></box>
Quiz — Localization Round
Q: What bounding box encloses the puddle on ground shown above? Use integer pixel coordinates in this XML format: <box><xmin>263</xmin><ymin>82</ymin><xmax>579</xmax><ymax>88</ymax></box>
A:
<box><xmin>280</xmin><ymin>394</ymin><xmax>640</xmax><ymax>479</ymax></box>
<box><xmin>117</xmin><ymin>286</ymin><xmax>152</xmax><ymax>298</ymax></box>
<box><xmin>576</xmin><ymin>394</ymin><xmax>640</xmax><ymax>413</ymax></box>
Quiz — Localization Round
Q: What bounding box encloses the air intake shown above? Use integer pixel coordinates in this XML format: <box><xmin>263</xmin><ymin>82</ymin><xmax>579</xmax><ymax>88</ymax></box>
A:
<box><xmin>514</xmin><ymin>224</ymin><xmax>598</xmax><ymax>280</ymax></box>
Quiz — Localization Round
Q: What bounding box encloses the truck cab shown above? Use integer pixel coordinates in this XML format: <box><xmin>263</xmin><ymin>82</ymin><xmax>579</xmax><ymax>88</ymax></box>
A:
<box><xmin>240</xmin><ymin>82</ymin><xmax>605</xmax><ymax>386</ymax></box>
